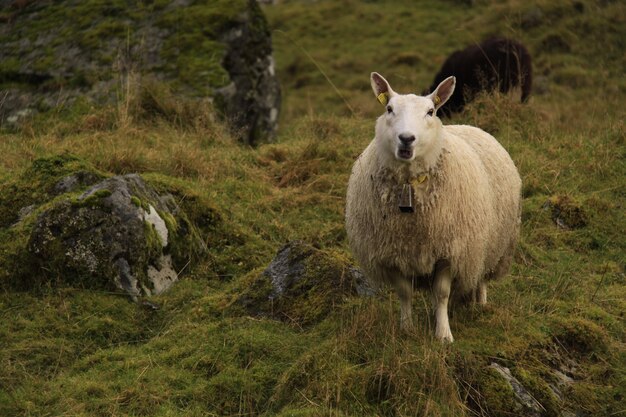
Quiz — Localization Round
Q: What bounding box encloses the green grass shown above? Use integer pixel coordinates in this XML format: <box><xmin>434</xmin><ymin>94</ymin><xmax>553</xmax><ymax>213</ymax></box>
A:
<box><xmin>1</xmin><ymin>0</ymin><xmax>625</xmax><ymax>416</ymax></box>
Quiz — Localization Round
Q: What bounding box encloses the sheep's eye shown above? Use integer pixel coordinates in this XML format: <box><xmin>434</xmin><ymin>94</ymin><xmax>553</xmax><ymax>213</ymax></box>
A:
<box><xmin>386</xmin><ymin>106</ymin><xmax>393</xmax><ymax>114</ymax></box>
<box><xmin>427</xmin><ymin>108</ymin><xmax>434</xmax><ymax>116</ymax></box>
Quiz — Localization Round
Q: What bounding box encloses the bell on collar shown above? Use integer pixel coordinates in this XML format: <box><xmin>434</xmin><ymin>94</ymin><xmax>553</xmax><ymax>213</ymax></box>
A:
<box><xmin>399</xmin><ymin>183</ymin><xmax>414</xmax><ymax>213</ymax></box>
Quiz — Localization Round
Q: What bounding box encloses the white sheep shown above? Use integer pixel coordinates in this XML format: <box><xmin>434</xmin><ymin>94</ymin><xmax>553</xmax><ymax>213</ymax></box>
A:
<box><xmin>345</xmin><ymin>72</ymin><xmax>521</xmax><ymax>342</ymax></box>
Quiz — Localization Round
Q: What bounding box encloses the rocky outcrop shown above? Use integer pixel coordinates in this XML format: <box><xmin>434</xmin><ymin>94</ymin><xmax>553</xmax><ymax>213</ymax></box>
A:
<box><xmin>488</xmin><ymin>363</ymin><xmax>544</xmax><ymax>417</ymax></box>
<box><xmin>264</xmin><ymin>240</ymin><xmax>374</xmax><ymax>300</ymax></box>
<box><xmin>28</xmin><ymin>174</ymin><xmax>206</xmax><ymax>297</ymax></box>
<box><xmin>235</xmin><ymin>240</ymin><xmax>374</xmax><ymax>325</ymax></box>
<box><xmin>0</xmin><ymin>0</ymin><xmax>280</xmax><ymax>144</ymax></box>
<box><xmin>0</xmin><ymin>155</ymin><xmax>214</xmax><ymax>296</ymax></box>
<box><xmin>215</xmin><ymin>2</ymin><xmax>281</xmax><ymax>145</ymax></box>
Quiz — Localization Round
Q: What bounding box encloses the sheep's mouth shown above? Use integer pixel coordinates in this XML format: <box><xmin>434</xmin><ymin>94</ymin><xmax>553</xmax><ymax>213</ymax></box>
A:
<box><xmin>397</xmin><ymin>148</ymin><xmax>413</xmax><ymax>160</ymax></box>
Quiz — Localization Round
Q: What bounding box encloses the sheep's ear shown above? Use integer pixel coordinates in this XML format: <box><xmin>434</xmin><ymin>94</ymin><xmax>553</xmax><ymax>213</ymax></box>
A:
<box><xmin>430</xmin><ymin>76</ymin><xmax>455</xmax><ymax>110</ymax></box>
<box><xmin>371</xmin><ymin>72</ymin><xmax>394</xmax><ymax>106</ymax></box>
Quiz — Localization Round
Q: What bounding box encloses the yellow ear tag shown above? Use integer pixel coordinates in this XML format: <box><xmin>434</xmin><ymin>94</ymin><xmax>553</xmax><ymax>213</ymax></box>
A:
<box><xmin>433</xmin><ymin>95</ymin><xmax>441</xmax><ymax>106</ymax></box>
<box><xmin>377</xmin><ymin>92</ymin><xmax>389</xmax><ymax>106</ymax></box>
<box><xmin>411</xmin><ymin>174</ymin><xmax>428</xmax><ymax>189</ymax></box>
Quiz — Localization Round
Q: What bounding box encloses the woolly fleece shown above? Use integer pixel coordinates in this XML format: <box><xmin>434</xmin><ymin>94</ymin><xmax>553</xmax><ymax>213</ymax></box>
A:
<box><xmin>345</xmin><ymin>124</ymin><xmax>522</xmax><ymax>297</ymax></box>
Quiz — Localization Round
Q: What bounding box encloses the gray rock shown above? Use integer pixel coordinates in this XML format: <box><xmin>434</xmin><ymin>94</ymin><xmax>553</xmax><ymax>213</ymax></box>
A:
<box><xmin>553</xmin><ymin>369</ymin><xmax>574</xmax><ymax>385</ymax></box>
<box><xmin>5</xmin><ymin>108</ymin><xmax>35</xmax><ymax>125</ymax></box>
<box><xmin>53</xmin><ymin>171</ymin><xmax>104</xmax><ymax>195</ymax></box>
<box><xmin>264</xmin><ymin>240</ymin><xmax>375</xmax><ymax>300</ymax></box>
<box><xmin>548</xmin><ymin>369</ymin><xmax>575</xmax><ymax>401</ymax></box>
<box><xmin>264</xmin><ymin>241</ymin><xmax>311</xmax><ymax>298</ymax></box>
<box><xmin>215</xmin><ymin>2</ymin><xmax>281</xmax><ymax>145</ymax></box>
<box><xmin>13</xmin><ymin>204</ymin><xmax>36</xmax><ymax>226</ymax></box>
<box><xmin>489</xmin><ymin>363</ymin><xmax>544</xmax><ymax>417</ymax></box>
<box><xmin>28</xmin><ymin>174</ymin><xmax>204</xmax><ymax>298</ymax></box>
<box><xmin>236</xmin><ymin>240</ymin><xmax>375</xmax><ymax>325</ymax></box>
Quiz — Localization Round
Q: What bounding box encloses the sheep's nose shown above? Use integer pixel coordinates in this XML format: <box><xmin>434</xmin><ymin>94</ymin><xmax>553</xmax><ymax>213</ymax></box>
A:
<box><xmin>398</xmin><ymin>133</ymin><xmax>415</xmax><ymax>144</ymax></box>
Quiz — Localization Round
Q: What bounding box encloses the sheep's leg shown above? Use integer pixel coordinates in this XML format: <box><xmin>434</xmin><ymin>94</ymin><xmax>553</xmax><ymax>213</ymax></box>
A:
<box><xmin>433</xmin><ymin>263</ymin><xmax>454</xmax><ymax>343</ymax></box>
<box><xmin>395</xmin><ymin>278</ymin><xmax>413</xmax><ymax>330</ymax></box>
<box><xmin>477</xmin><ymin>281</ymin><xmax>487</xmax><ymax>305</ymax></box>
<box><xmin>471</xmin><ymin>281</ymin><xmax>488</xmax><ymax>305</ymax></box>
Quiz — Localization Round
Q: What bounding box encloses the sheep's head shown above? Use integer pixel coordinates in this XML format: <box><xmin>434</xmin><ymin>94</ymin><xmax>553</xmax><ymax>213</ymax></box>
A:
<box><xmin>371</xmin><ymin>72</ymin><xmax>455</xmax><ymax>168</ymax></box>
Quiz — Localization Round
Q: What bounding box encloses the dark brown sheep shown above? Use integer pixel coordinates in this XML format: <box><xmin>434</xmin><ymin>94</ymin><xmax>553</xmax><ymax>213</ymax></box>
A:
<box><xmin>425</xmin><ymin>38</ymin><xmax>532</xmax><ymax>117</ymax></box>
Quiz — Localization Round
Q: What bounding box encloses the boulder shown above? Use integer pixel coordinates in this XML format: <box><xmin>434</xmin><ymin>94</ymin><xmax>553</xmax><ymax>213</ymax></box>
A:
<box><xmin>215</xmin><ymin>1</ymin><xmax>281</xmax><ymax>145</ymax></box>
<box><xmin>0</xmin><ymin>0</ymin><xmax>280</xmax><ymax>144</ymax></box>
<box><xmin>235</xmin><ymin>240</ymin><xmax>374</xmax><ymax>325</ymax></box>
<box><xmin>28</xmin><ymin>174</ymin><xmax>207</xmax><ymax>298</ymax></box>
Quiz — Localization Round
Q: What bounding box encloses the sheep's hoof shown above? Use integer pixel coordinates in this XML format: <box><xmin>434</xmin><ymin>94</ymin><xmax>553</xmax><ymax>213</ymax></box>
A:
<box><xmin>435</xmin><ymin>327</ymin><xmax>454</xmax><ymax>343</ymax></box>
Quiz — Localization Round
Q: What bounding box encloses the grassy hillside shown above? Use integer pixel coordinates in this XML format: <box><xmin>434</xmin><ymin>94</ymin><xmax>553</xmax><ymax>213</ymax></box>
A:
<box><xmin>1</xmin><ymin>0</ymin><xmax>624</xmax><ymax>416</ymax></box>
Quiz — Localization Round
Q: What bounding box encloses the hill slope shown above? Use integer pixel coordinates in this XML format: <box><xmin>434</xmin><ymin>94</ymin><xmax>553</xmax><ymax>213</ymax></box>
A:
<box><xmin>1</xmin><ymin>0</ymin><xmax>624</xmax><ymax>416</ymax></box>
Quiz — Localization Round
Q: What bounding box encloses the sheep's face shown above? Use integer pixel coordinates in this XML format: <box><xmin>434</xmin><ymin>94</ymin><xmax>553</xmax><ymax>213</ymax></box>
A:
<box><xmin>377</xmin><ymin>94</ymin><xmax>440</xmax><ymax>163</ymax></box>
<box><xmin>370</xmin><ymin>72</ymin><xmax>456</xmax><ymax>167</ymax></box>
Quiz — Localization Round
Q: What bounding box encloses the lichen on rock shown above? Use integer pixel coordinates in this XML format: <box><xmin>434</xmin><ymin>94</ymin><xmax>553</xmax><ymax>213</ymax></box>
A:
<box><xmin>213</xmin><ymin>0</ymin><xmax>281</xmax><ymax>145</ymax></box>
<box><xmin>234</xmin><ymin>240</ymin><xmax>374</xmax><ymax>326</ymax></box>
<box><xmin>25</xmin><ymin>173</ymin><xmax>208</xmax><ymax>297</ymax></box>
<box><xmin>487</xmin><ymin>363</ymin><xmax>544</xmax><ymax>417</ymax></box>
<box><xmin>0</xmin><ymin>156</ymin><xmax>213</xmax><ymax>297</ymax></box>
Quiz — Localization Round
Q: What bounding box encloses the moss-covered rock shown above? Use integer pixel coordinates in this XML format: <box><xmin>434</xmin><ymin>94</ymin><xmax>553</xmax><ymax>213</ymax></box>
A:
<box><xmin>233</xmin><ymin>240</ymin><xmax>374</xmax><ymax>326</ymax></box>
<box><xmin>0</xmin><ymin>154</ymin><xmax>105</xmax><ymax>228</ymax></box>
<box><xmin>0</xmin><ymin>157</ymin><xmax>214</xmax><ymax>296</ymax></box>
<box><xmin>25</xmin><ymin>174</ymin><xmax>208</xmax><ymax>296</ymax></box>
<box><xmin>0</xmin><ymin>0</ymin><xmax>280</xmax><ymax>144</ymax></box>
<box><xmin>455</xmin><ymin>352</ymin><xmax>563</xmax><ymax>417</ymax></box>
<box><xmin>512</xmin><ymin>367</ymin><xmax>561</xmax><ymax>417</ymax></box>
<box><xmin>213</xmin><ymin>0</ymin><xmax>281</xmax><ymax>144</ymax></box>
<box><xmin>545</xmin><ymin>195</ymin><xmax>588</xmax><ymax>230</ymax></box>
<box><xmin>480</xmin><ymin>364</ymin><xmax>530</xmax><ymax>417</ymax></box>
<box><xmin>0</xmin><ymin>155</ymin><xmax>105</xmax><ymax>288</ymax></box>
